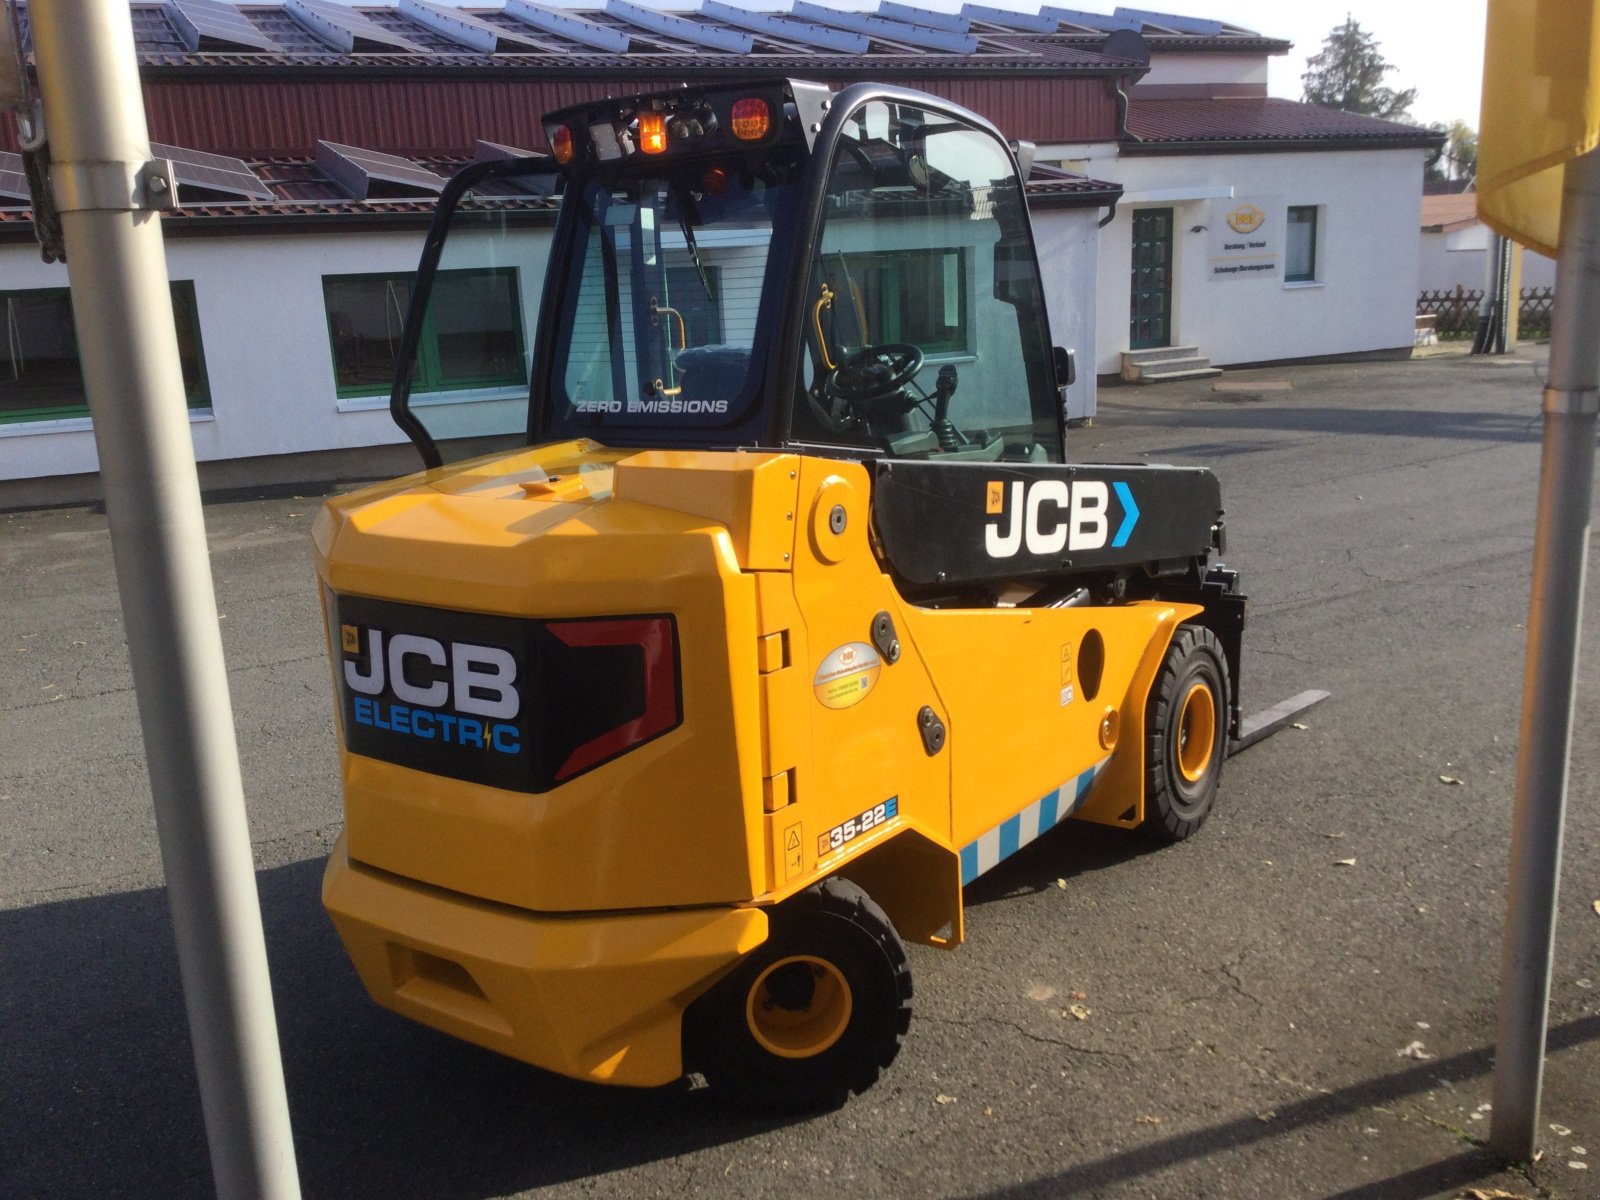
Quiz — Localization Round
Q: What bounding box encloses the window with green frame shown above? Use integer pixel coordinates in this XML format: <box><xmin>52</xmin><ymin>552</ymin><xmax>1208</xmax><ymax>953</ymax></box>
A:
<box><xmin>322</xmin><ymin>267</ymin><xmax>526</xmax><ymax>399</ymax></box>
<box><xmin>819</xmin><ymin>248</ymin><xmax>968</xmax><ymax>355</ymax></box>
<box><xmin>1286</xmin><ymin>206</ymin><xmax>1319</xmax><ymax>282</ymax></box>
<box><xmin>0</xmin><ymin>282</ymin><xmax>211</xmax><ymax>425</ymax></box>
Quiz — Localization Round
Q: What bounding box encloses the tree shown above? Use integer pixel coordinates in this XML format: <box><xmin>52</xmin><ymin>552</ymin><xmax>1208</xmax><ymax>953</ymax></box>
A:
<box><xmin>1444</xmin><ymin>119</ymin><xmax>1478</xmax><ymax>180</ymax></box>
<box><xmin>1425</xmin><ymin>121</ymin><xmax>1479</xmax><ymax>183</ymax></box>
<box><xmin>1301</xmin><ymin>17</ymin><xmax>1418</xmax><ymax>122</ymax></box>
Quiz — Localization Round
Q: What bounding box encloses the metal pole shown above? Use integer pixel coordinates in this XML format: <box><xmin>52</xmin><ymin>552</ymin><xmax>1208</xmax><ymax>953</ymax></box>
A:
<box><xmin>1489</xmin><ymin>147</ymin><xmax>1600</xmax><ymax>1159</ymax></box>
<box><xmin>28</xmin><ymin>0</ymin><xmax>301</xmax><ymax>1195</ymax></box>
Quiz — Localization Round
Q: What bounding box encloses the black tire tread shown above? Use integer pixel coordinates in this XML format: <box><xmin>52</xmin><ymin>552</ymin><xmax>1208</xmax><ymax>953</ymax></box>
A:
<box><xmin>1140</xmin><ymin>622</ymin><xmax>1229</xmax><ymax>843</ymax></box>
<box><xmin>687</xmin><ymin>876</ymin><xmax>912</xmax><ymax>1113</ymax></box>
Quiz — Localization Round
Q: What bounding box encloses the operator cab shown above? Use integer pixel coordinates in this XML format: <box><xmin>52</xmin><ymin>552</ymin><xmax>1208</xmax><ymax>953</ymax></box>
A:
<box><xmin>389</xmin><ymin>79</ymin><xmax>1070</xmax><ymax>472</ymax></box>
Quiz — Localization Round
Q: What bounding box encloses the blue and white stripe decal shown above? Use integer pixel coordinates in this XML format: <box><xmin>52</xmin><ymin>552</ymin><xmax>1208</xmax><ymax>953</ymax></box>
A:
<box><xmin>958</xmin><ymin>758</ymin><xmax>1110</xmax><ymax>886</ymax></box>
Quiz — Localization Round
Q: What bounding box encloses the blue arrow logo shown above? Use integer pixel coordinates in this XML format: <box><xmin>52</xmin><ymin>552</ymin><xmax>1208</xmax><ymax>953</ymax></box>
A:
<box><xmin>1111</xmin><ymin>481</ymin><xmax>1139</xmax><ymax>548</ymax></box>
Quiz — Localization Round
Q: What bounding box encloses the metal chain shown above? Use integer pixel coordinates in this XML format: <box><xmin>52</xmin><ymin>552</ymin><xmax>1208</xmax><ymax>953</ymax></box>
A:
<box><xmin>2</xmin><ymin>0</ymin><xmax>67</xmax><ymax>263</ymax></box>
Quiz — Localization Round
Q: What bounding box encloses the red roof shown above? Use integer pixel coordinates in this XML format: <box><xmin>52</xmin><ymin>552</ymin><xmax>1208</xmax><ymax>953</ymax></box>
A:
<box><xmin>1126</xmin><ymin>97</ymin><xmax>1444</xmax><ymax>152</ymax></box>
<box><xmin>0</xmin><ymin>155</ymin><xmax>1117</xmax><ymax>231</ymax></box>
<box><xmin>1420</xmin><ymin>192</ymin><xmax>1479</xmax><ymax>231</ymax></box>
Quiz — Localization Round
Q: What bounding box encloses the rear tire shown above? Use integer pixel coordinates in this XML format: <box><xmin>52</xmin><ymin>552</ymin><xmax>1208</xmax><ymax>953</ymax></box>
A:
<box><xmin>1140</xmin><ymin>623</ymin><xmax>1229</xmax><ymax>843</ymax></box>
<box><xmin>686</xmin><ymin>877</ymin><xmax>912</xmax><ymax>1112</ymax></box>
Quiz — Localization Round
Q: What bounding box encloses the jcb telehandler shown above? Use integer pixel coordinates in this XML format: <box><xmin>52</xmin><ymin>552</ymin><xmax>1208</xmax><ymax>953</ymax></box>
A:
<box><xmin>317</xmin><ymin>78</ymin><xmax>1246</xmax><ymax>1110</ymax></box>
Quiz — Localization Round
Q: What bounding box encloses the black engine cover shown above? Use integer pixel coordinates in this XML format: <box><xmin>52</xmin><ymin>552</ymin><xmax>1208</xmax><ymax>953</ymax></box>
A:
<box><xmin>871</xmin><ymin>459</ymin><xmax>1222</xmax><ymax>588</ymax></box>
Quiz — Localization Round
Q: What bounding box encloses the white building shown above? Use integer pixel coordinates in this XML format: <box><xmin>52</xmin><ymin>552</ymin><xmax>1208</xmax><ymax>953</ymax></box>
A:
<box><xmin>0</xmin><ymin>2</ymin><xmax>1440</xmax><ymax>504</ymax></box>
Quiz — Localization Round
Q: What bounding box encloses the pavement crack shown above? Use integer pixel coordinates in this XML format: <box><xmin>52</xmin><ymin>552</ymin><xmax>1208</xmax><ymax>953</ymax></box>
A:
<box><xmin>923</xmin><ymin>1014</ymin><xmax>1139</xmax><ymax>1060</ymax></box>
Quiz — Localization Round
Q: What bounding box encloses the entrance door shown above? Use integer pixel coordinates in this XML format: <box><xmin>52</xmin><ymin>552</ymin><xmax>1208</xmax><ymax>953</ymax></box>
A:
<box><xmin>1129</xmin><ymin>207</ymin><xmax>1173</xmax><ymax>350</ymax></box>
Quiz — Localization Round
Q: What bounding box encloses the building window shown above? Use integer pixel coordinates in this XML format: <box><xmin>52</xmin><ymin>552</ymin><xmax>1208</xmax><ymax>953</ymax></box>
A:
<box><xmin>819</xmin><ymin>248</ymin><xmax>969</xmax><ymax>355</ymax></box>
<box><xmin>323</xmin><ymin>267</ymin><xmax>525</xmax><ymax>398</ymax></box>
<box><xmin>1</xmin><ymin>282</ymin><xmax>211</xmax><ymax>424</ymax></box>
<box><xmin>1286</xmin><ymin>206</ymin><xmax>1319</xmax><ymax>283</ymax></box>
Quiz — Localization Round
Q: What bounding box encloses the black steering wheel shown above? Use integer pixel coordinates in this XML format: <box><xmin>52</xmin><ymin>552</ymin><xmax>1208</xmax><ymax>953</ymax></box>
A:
<box><xmin>825</xmin><ymin>342</ymin><xmax>925</xmax><ymax>405</ymax></box>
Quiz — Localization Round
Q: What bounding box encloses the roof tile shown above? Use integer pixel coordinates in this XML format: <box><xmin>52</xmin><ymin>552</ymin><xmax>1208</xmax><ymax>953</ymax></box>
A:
<box><xmin>1128</xmin><ymin>97</ymin><xmax>1443</xmax><ymax>148</ymax></box>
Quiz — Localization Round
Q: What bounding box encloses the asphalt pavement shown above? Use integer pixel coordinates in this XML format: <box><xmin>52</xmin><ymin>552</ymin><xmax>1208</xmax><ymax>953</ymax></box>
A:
<box><xmin>3</xmin><ymin>345</ymin><xmax>1597</xmax><ymax>1199</ymax></box>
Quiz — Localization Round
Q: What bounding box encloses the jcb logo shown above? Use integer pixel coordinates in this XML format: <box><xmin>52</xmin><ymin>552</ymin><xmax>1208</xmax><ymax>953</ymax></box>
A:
<box><xmin>985</xmin><ymin>479</ymin><xmax>1110</xmax><ymax>559</ymax></box>
<box><xmin>342</xmin><ymin>626</ymin><xmax>520</xmax><ymax>719</ymax></box>
<box><xmin>984</xmin><ymin>478</ymin><xmax>1140</xmax><ymax>559</ymax></box>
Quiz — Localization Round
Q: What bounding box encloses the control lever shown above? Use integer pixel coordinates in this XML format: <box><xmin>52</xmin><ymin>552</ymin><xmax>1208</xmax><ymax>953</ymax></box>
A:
<box><xmin>931</xmin><ymin>363</ymin><xmax>961</xmax><ymax>451</ymax></box>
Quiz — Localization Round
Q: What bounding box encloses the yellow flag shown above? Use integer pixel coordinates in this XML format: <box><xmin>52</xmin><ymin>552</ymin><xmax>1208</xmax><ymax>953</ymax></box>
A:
<box><xmin>1478</xmin><ymin>0</ymin><xmax>1600</xmax><ymax>257</ymax></box>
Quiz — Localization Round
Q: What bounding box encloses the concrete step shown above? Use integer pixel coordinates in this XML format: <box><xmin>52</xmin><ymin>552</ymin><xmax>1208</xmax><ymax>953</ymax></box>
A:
<box><xmin>1131</xmin><ymin>365</ymin><xmax>1225</xmax><ymax>385</ymax></box>
<box><xmin>1122</xmin><ymin>345</ymin><xmax>1200</xmax><ymax>367</ymax></box>
<box><xmin>1139</xmin><ymin>353</ymin><xmax>1213</xmax><ymax>375</ymax></box>
<box><xmin>1128</xmin><ymin>352</ymin><xmax>1223</xmax><ymax>384</ymax></box>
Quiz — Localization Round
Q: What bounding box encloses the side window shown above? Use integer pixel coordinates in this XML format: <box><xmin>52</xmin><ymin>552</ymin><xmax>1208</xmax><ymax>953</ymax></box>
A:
<box><xmin>1286</xmin><ymin>205</ymin><xmax>1319</xmax><ymax>283</ymax></box>
<box><xmin>322</xmin><ymin>268</ymin><xmax>525</xmax><ymax>399</ymax></box>
<box><xmin>2</xmin><ymin>282</ymin><xmax>210</xmax><ymax>424</ymax></box>
<box><xmin>796</xmin><ymin>100</ymin><xmax>1057</xmax><ymax>461</ymax></box>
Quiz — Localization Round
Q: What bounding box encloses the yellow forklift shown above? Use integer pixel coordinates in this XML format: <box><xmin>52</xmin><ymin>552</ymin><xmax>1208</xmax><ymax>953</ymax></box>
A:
<box><xmin>317</xmin><ymin>78</ymin><xmax>1247</xmax><ymax>1110</ymax></box>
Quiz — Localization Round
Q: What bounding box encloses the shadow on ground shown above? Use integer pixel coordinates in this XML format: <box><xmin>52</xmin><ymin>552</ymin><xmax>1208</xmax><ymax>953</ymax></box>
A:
<box><xmin>0</xmin><ymin>859</ymin><xmax>796</xmax><ymax>1200</ymax></box>
<box><xmin>7</xmin><ymin>849</ymin><xmax>1594</xmax><ymax>1200</ymax></box>
<box><xmin>971</xmin><ymin>1015</ymin><xmax>1600</xmax><ymax>1200</ymax></box>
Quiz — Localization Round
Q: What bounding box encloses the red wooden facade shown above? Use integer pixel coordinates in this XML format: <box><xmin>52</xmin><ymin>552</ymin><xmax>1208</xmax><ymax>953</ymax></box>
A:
<box><xmin>2</xmin><ymin>73</ymin><xmax>1121</xmax><ymax>158</ymax></box>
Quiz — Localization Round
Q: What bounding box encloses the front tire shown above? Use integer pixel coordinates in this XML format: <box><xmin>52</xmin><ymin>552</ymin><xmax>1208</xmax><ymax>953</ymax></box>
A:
<box><xmin>687</xmin><ymin>877</ymin><xmax>912</xmax><ymax>1112</ymax></box>
<box><xmin>1140</xmin><ymin>623</ymin><xmax>1229</xmax><ymax>843</ymax></box>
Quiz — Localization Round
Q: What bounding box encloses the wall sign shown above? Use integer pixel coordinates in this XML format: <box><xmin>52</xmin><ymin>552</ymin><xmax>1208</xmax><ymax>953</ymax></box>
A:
<box><xmin>1209</xmin><ymin>197</ymin><xmax>1280</xmax><ymax>280</ymax></box>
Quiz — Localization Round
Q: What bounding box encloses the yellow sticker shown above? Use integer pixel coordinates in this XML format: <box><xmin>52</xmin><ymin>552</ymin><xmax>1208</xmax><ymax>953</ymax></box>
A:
<box><xmin>783</xmin><ymin>823</ymin><xmax>803</xmax><ymax>880</ymax></box>
<box><xmin>813</xmin><ymin>642</ymin><xmax>883</xmax><ymax>709</ymax></box>
<box><xmin>341</xmin><ymin>624</ymin><xmax>361</xmax><ymax>654</ymax></box>
<box><xmin>986</xmin><ymin>480</ymin><xmax>1006</xmax><ymax>514</ymax></box>
<box><xmin>1060</xmin><ymin>642</ymin><xmax>1073</xmax><ymax>685</ymax></box>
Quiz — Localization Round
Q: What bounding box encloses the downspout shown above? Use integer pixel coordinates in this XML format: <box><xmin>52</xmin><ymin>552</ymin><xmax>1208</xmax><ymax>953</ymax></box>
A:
<box><xmin>1100</xmin><ymin>73</ymin><xmax>1138</xmax><ymax>228</ymax></box>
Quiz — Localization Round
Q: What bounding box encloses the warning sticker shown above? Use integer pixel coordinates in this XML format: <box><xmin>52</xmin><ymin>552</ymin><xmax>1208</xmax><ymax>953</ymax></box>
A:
<box><xmin>813</xmin><ymin>642</ymin><xmax>882</xmax><ymax>710</ymax></box>
<box><xmin>783</xmin><ymin>823</ymin><xmax>803</xmax><ymax>880</ymax></box>
<box><xmin>341</xmin><ymin>624</ymin><xmax>361</xmax><ymax>654</ymax></box>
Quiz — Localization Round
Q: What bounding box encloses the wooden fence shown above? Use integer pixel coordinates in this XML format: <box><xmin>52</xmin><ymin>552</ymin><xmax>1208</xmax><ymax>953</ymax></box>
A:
<box><xmin>1417</xmin><ymin>286</ymin><xmax>1556</xmax><ymax>340</ymax></box>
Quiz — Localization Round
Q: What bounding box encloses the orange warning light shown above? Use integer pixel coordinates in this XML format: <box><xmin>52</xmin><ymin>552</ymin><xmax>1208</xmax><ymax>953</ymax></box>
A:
<box><xmin>550</xmin><ymin>124</ymin><xmax>574</xmax><ymax>164</ymax></box>
<box><xmin>702</xmin><ymin>166</ymin><xmax>730</xmax><ymax>196</ymax></box>
<box><xmin>730</xmin><ymin>97</ymin><xmax>771</xmax><ymax>141</ymax></box>
<box><xmin>636</xmin><ymin>111</ymin><xmax>668</xmax><ymax>155</ymax></box>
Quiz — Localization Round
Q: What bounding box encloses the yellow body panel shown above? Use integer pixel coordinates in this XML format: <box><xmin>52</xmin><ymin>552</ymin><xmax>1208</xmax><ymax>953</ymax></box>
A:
<box><xmin>318</xmin><ymin>446</ymin><xmax>767</xmax><ymax>912</ymax></box>
<box><xmin>323</xmin><ymin>834</ymin><xmax>767</xmax><ymax>1086</ymax></box>
<box><xmin>318</xmin><ymin>443</ymin><xmax>1200</xmax><ymax>1081</ymax></box>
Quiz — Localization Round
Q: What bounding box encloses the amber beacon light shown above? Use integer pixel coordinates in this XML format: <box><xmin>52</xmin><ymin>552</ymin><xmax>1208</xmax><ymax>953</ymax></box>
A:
<box><xmin>636</xmin><ymin>111</ymin><xmax>668</xmax><ymax>155</ymax></box>
<box><xmin>550</xmin><ymin>124</ymin><xmax>574</xmax><ymax>164</ymax></box>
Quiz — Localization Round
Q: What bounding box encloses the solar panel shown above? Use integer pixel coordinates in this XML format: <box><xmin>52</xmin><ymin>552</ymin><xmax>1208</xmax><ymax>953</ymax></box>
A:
<box><xmin>959</xmin><ymin>3</ymin><xmax>1060</xmax><ymax>34</ymax></box>
<box><xmin>0</xmin><ymin>151</ymin><xmax>31</xmax><ymax>202</ymax></box>
<box><xmin>501</xmin><ymin>1</ymin><xmax>629</xmax><ymax>53</ymax></box>
<box><xmin>150</xmin><ymin>142</ymin><xmax>276</xmax><ymax>201</ymax></box>
<box><xmin>166</xmin><ymin>0</ymin><xmax>281</xmax><ymax>52</ymax></box>
<box><xmin>317</xmin><ymin>142</ymin><xmax>447</xmax><ymax>199</ymax></box>
<box><xmin>876</xmin><ymin>2</ymin><xmax>969</xmax><ymax>34</ymax></box>
<box><xmin>699</xmin><ymin>1</ymin><xmax>867</xmax><ymax>54</ymax></box>
<box><xmin>604</xmin><ymin>0</ymin><xmax>751</xmax><ymax>54</ymax></box>
<box><xmin>790</xmin><ymin>1</ymin><xmax>978</xmax><ymax>53</ymax></box>
<box><xmin>283</xmin><ymin>0</ymin><xmax>428</xmax><ymax>53</ymax></box>
<box><xmin>1114</xmin><ymin>7</ymin><xmax>1225</xmax><ymax>36</ymax></box>
<box><xmin>398</xmin><ymin>0</ymin><xmax>548</xmax><ymax>53</ymax></box>
<box><xmin>474</xmin><ymin>142</ymin><xmax>557</xmax><ymax>195</ymax></box>
<box><xmin>1039</xmin><ymin>7</ymin><xmax>1141</xmax><ymax>32</ymax></box>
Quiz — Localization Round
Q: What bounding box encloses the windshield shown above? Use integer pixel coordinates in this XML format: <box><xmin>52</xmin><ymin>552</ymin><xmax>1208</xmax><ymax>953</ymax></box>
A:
<box><xmin>795</xmin><ymin>100</ymin><xmax>1059</xmax><ymax>463</ymax></box>
<box><xmin>549</xmin><ymin>156</ymin><xmax>800</xmax><ymax>431</ymax></box>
